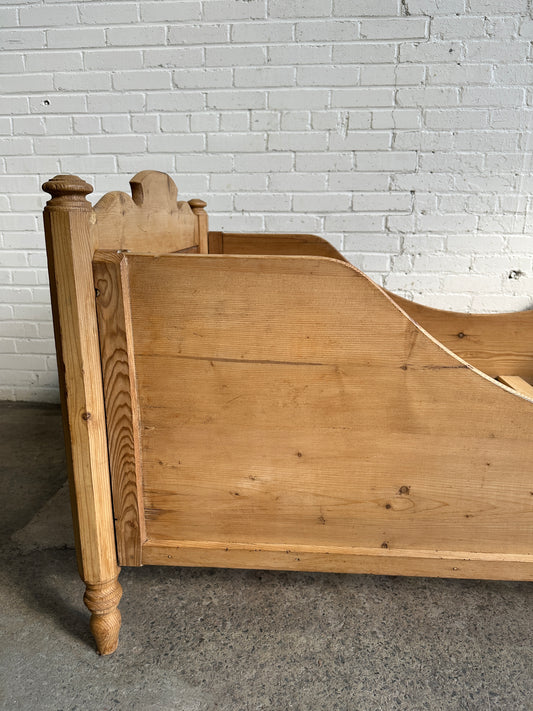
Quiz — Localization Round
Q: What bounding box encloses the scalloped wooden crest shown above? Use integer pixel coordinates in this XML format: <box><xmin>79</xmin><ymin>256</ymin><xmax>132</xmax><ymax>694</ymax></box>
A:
<box><xmin>91</xmin><ymin>171</ymin><xmax>202</xmax><ymax>253</ymax></box>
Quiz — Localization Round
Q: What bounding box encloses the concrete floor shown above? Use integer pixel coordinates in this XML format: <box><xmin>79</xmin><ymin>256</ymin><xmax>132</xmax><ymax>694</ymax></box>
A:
<box><xmin>0</xmin><ymin>402</ymin><xmax>531</xmax><ymax>711</ymax></box>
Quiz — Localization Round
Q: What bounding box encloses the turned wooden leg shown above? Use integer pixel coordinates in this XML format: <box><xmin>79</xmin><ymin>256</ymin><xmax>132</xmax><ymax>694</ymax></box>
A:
<box><xmin>83</xmin><ymin>572</ymin><xmax>123</xmax><ymax>655</ymax></box>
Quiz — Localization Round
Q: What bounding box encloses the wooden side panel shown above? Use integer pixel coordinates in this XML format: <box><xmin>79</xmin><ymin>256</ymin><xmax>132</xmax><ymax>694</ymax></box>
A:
<box><xmin>211</xmin><ymin>232</ymin><xmax>348</xmax><ymax>261</ymax></box>
<box><xmin>93</xmin><ymin>252</ymin><xmax>144</xmax><ymax>566</ymax></box>
<box><xmin>388</xmin><ymin>291</ymin><xmax>533</xmax><ymax>380</ymax></box>
<box><xmin>123</xmin><ymin>254</ymin><xmax>533</xmax><ymax>580</ymax></box>
<box><xmin>92</xmin><ymin>171</ymin><xmax>200</xmax><ymax>254</ymax></box>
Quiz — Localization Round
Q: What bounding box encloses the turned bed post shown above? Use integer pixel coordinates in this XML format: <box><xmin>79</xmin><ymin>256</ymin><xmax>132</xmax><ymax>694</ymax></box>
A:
<box><xmin>42</xmin><ymin>175</ymin><xmax>121</xmax><ymax>655</ymax></box>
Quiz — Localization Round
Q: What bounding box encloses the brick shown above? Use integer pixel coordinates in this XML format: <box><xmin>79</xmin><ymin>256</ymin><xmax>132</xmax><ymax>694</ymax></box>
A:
<box><xmin>147</xmin><ymin>92</ymin><xmax>205</xmax><ymax>112</ymax></box>
<box><xmin>465</xmin><ymin>41</ymin><xmax>530</xmax><ymax>63</ymax></box>
<box><xmin>295</xmin><ymin>20</ymin><xmax>358</xmax><ymax>42</ymax></box>
<box><xmin>329</xmin><ymin>172</ymin><xmax>390</xmax><ymax>191</ymax></box>
<box><xmin>79</xmin><ymin>3</ymin><xmax>139</xmax><ymax>24</ymax></box>
<box><xmin>234</xmin><ymin>193</ymin><xmax>291</xmax><ymax>212</ymax></box>
<box><xmin>232</xmin><ymin>22</ymin><xmax>293</xmax><ymax>43</ymax></box>
<box><xmin>396</xmin><ymin>87</ymin><xmax>459</xmax><ymax>107</ymax></box>
<box><xmin>268</xmin><ymin>90</ymin><xmax>329</xmax><ymax>110</ymax></box>
<box><xmin>432</xmin><ymin>17</ymin><xmax>485</xmax><ymax>40</ymax></box>
<box><xmin>334</xmin><ymin>0</ymin><xmax>400</xmax><ymax>15</ymax></box>
<box><xmin>19</xmin><ymin>5</ymin><xmax>78</xmax><ymax>27</ymax></box>
<box><xmin>34</xmin><ymin>137</ymin><xmax>89</xmax><ymax>155</ymax></box>
<box><xmin>280</xmin><ymin>112</ymin><xmax>310</xmax><ymax>131</ymax></box>
<box><xmin>107</xmin><ymin>26</ymin><xmax>166</xmax><ymax>46</ymax></box>
<box><xmin>160</xmin><ymin>115</ymin><xmax>189</xmax><ymax>133</ymax></box>
<box><xmin>48</xmin><ymin>28</ymin><xmax>106</xmax><ymax>48</ymax></box>
<box><xmin>26</xmin><ymin>51</ymin><xmax>83</xmax><ymax>72</ymax></box>
<box><xmin>360</xmin><ymin>65</ymin><xmax>425</xmax><ymax>86</ymax></box>
<box><xmin>2</xmin><ymin>73</ymin><xmax>53</xmax><ymax>93</ymax></box>
<box><xmin>169</xmin><ymin>23</ymin><xmax>229</xmax><ymax>44</ymax></box>
<box><xmin>293</xmin><ymin>193</ymin><xmax>351</xmax><ymax>212</ymax></box>
<box><xmin>400</xmin><ymin>41</ymin><xmax>464</xmax><ymax>63</ymax></box>
<box><xmin>208</xmin><ymin>133</ymin><xmax>266</xmax><ymax>152</ymax></box>
<box><xmin>352</xmin><ymin>192</ymin><xmax>412</xmax><ymax>212</ymax></box>
<box><xmin>235</xmin><ymin>153</ymin><xmax>293</xmax><ymax>172</ymax></box>
<box><xmin>269</xmin><ymin>45</ymin><xmax>332</xmax><ymax>65</ymax></box>
<box><xmin>175</xmin><ymin>155</ymin><xmax>234</xmax><ymax>175</ymax></box>
<box><xmin>87</xmin><ymin>93</ymin><xmax>145</xmax><ymax>113</ymax></box>
<box><xmin>204</xmin><ymin>0</ymin><xmax>265</xmax><ymax>20</ymax></box>
<box><xmin>113</xmin><ymin>70</ymin><xmax>171</xmax><ymax>91</ymax></box>
<box><xmin>90</xmin><ymin>135</ymin><xmax>147</xmax><ymax>154</ymax></box>
<box><xmin>220</xmin><ymin>113</ymin><xmax>249</xmax><ymax>131</ymax></box>
<box><xmin>356</xmin><ymin>151</ymin><xmax>417</xmax><ymax>171</ymax></box>
<box><xmin>332</xmin><ymin>89</ymin><xmax>394</xmax><ymax>108</ymax></box>
<box><xmin>206</xmin><ymin>46</ymin><xmax>266</xmax><ymax>67</ymax></box>
<box><xmin>0</xmin><ymin>55</ymin><xmax>24</xmax><ymax>74</ymax></box>
<box><xmin>462</xmin><ymin>87</ymin><xmax>524</xmax><ymax>107</ymax></box>
<box><xmin>251</xmin><ymin>111</ymin><xmax>280</xmax><ymax>131</ymax></box>
<box><xmin>270</xmin><ymin>173</ymin><xmax>326</xmax><ymax>191</ymax></box>
<box><xmin>425</xmin><ymin>109</ymin><xmax>488</xmax><ymax>129</ymax></box>
<box><xmin>360</xmin><ymin>18</ymin><xmax>428</xmax><ymax>40</ymax></box>
<box><xmin>55</xmin><ymin>72</ymin><xmax>111</xmax><ymax>92</ymax></box>
<box><xmin>211</xmin><ymin>174</ymin><xmax>268</xmax><ymax>191</ymax></box>
<box><xmin>84</xmin><ymin>50</ymin><xmax>143</xmax><ymax>70</ymax></box>
<box><xmin>269</xmin><ymin>132</ymin><xmax>328</xmax><ymax>151</ymax></box>
<box><xmin>190</xmin><ymin>113</ymin><xmax>219</xmax><ymax>131</ymax></box>
<box><xmin>148</xmin><ymin>134</ymin><xmax>206</xmax><ymax>153</ymax></box>
<box><xmin>141</xmin><ymin>2</ymin><xmax>201</xmax><ymax>22</ymax></box>
<box><xmin>0</xmin><ymin>30</ymin><xmax>45</xmax><ymax>50</ymax></box>
<box><xmin>427</xmin><ymin>64</ymin><xmax>492</xmax><ymax>86</ymax></box>
<box><xmin>332</xmin><ymin>43</ymin><xmax>396</xmax><ymax>64</ymax></box>
<box><xmin>271</xmin><ymin>0</ymin><xmax>332</xmax><ymax>17</ymax></box>
<box><xmin>297</xmin><ymin>65</ymin><xmax>359</xmax><ymax>87</ymax></box>
<box><xmin>329</xmin><ymin>131</ymin><xmax>391</xmax><ymax>151</ymax></box>
<box><xmin>236</xmin><ymin>67</ymin><xmax>295</xmax><ymax>88</ymax></box>
<box><xmin>101</xmin><ymin>116</ymin><xmax>131</xmax><ymax>134</ymax></box>
<box><xmin>207</xmin><ymin>90</ymin><xmax>265</xmax><ymax>110</ymax></box>
<box><xmin>295</xmin><ymin>153</ymin><xmax>352</xmax><ymax>171</ymax></box>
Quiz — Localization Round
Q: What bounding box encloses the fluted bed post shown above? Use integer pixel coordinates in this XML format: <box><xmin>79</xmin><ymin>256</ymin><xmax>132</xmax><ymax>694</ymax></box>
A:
<box><xmin>42</xmin><ymin>175</ymin><xmax>122</xmax><ymax>655</ymax></box>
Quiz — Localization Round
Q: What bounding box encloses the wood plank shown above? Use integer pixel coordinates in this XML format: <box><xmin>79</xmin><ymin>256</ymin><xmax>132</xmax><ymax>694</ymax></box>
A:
<box><xmin>92</xmin><ymin>171</ymin><xmax>198</xmax><ymax>254</ymax></box>
<box><xmin>217</xmin><ymin>232</ymin><xmax>348</xmax><ymax>260</ymax></box>
<box><xmin>388</xmin><ymin>291</ymin><xmax>533</xmax><ymax>380</ymax></box>
<box><xmin>94</xmin><ymin>253</ymin><xmax>145</xmax><ymax>566</ymax></box>
<box><xmin>497</xmin><ymin>375</ymin><xmax>533</xmax><ymax>400</ymax></box>
<box><xmin>43</xmin><ymin>175</ymin><xmax>122</xmax><ymax>654</ymax></box>
<box><xmin>142</xmin><ymin>540</ymin><xmax>533</xmax><ymax>582</ymax></box>
<box><xmin>122</xmin><ymin>254</ymin><xmax>533</xmax><ymax>577</ymax></box>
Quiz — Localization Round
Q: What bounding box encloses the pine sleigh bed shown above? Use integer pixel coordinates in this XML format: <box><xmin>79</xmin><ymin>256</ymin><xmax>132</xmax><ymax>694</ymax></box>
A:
<box><xmin>42</xmin><ymin>171</ymin><xmax>533</xmax><ymax>655</ymax></box>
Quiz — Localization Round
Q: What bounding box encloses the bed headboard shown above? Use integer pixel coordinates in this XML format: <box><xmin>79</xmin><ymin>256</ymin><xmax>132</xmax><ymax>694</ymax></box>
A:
<box><xmin>43</xmin><ymin>170</ymin><xmax>208</xmax><ymax>256</ymax></box>
<box><xmin>41</xmin><ymin>171</ymin><xmax>208</xmax><ymax>582</ymax></box>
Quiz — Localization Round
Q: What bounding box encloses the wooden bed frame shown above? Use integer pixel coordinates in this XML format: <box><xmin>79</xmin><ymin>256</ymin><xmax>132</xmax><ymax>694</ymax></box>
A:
<box><xmin>42</xmin><ymin>171</ymin><xmax>533</xmax><ymax>655</ymax></box>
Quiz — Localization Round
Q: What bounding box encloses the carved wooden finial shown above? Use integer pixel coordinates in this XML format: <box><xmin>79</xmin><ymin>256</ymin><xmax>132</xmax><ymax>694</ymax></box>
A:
<box><xmin>188</xmin><ymin>198</ymin><xmax>207</xmax><ymax>215</ymax></box>
<box><xmin>42</xmin><ymin>174</ymin><xmax>93</xmax><ymax>209</ymax></box>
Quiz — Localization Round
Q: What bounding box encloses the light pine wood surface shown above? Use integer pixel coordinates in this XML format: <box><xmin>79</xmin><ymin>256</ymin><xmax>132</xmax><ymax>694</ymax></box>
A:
<box><xmin>44</xmin><ymin>171</ymin><xmax>533</xmax><ymax>656</ymax></box>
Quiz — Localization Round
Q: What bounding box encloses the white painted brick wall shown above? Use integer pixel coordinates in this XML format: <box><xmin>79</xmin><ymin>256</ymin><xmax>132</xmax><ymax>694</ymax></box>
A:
<box><xmin>1</xmin><ymin>0</ymin><xmax>533</xmax><ymax>401</ymax></box>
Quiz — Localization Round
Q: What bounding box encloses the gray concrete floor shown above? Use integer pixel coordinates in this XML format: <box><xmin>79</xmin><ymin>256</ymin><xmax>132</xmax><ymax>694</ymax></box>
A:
<box><xmin>0</xmin><ymin>402</ymin><xmax>531</xmax><ymax>711</ymax></box>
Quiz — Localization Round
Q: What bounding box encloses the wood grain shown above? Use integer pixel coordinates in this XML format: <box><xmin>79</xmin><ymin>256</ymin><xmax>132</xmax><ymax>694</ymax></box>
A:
<box><xmin>209</xmin><ymin>231</ymin><xmax>348</xmax><ymax>260</ymax></box>
<box><xmin>121</xmin><ymin>253</ymin><xmax>533</xmax><ymax>579</ymax></box>
<box><xmin>92</xmin><ymin>171</ymin><xmax>200</xmax><ymax>254</ymax></box>
<box><xmin>93</xmin><ymin>252</ymin><xmax>145</xmax><ymax>566</ymax></box>
<box><xmin>497</xmin><ymin>375</ymin><xmax>533</xmax><ymax>399</ymax></box>
<box><xmin>388</xmin><ymin>291</ymin><xmax>533</xmax><ymax>380</ymax></box>
<box><xmin>142</xmin><ymin>540</ymin><xmax>533</xmax><ymax>581</ymax></box>
<box><xmin>43</xmin><ymin>175</ymin><xmax>121</xmax><ymax>653</ymax></box>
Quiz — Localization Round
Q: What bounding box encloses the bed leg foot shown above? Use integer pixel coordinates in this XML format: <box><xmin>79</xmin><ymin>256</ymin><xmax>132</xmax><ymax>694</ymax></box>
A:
<box><xmin>83</xmin><ymin>571</ymin><xmax>123</xmax><ymax>655</ymax></box>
